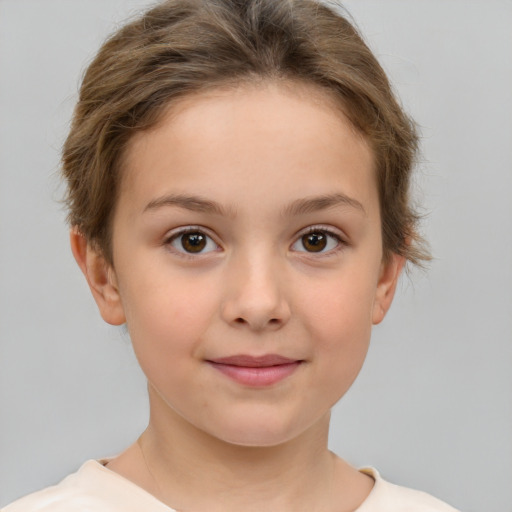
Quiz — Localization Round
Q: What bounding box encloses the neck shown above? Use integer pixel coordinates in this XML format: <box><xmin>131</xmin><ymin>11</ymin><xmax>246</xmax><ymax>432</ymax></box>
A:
<box><xmin>108</xmin><ymin>384</ymin><xmax>372</xmax><ymax>512</ymax></box>
<box><xmin>142</xmin><ymin>385</ymin><xmax>338</xmax><ymax>512</ymax></box>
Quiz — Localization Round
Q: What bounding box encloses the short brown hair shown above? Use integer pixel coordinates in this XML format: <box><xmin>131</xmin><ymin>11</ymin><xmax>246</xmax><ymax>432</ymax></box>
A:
<box><xmin>62</xmin><ymin>0</ymin><xmax>429</xmax><ymax>265</ymax></box>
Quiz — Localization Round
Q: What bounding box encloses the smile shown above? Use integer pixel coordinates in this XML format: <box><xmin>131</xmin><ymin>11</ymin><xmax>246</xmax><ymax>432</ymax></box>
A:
<box><xmin>206</xmin><ymin>355</ymin><xmax>303</xmax><ymax>387</ymax></box>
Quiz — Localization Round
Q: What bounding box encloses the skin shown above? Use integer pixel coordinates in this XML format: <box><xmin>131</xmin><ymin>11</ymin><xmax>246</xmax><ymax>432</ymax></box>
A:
<box><xmin>71</xmin><ymin>81</ymin><xmax>404</xmax><ymax>512</ymax></box>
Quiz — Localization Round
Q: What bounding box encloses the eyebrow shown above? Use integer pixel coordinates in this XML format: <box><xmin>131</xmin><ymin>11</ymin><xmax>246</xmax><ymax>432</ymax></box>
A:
<box><xmin>283</xmin><ymin>193</ymin><xmax>366</xmax><ymax>217</ymax></box>
<box><xmin>143</xmin><ymin>192</ymin><xmax>365</xmax><ymax>217</ymax></box>
<box><xmin>143</xmin><ymin>194</ymin><xmax>235</xmax><ymax>217</ymax></box>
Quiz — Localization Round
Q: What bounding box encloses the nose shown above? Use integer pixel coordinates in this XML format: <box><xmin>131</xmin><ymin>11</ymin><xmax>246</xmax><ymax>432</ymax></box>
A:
<box><xmin>220</xmin><ymin>252</ymin><xmax>291</xmax><ymax>332</ymax></box>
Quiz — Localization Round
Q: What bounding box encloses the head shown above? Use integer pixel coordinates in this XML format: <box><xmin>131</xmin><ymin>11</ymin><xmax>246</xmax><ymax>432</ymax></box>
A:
<box><xmin>63</xmin><ymin>0</ymin><xmax>428</xmax><ymax>267</ymax></box>
<box><xmin>65</xmin><ymin>0</ymin><xmax>429</xmax><ymax>446</ymax></box>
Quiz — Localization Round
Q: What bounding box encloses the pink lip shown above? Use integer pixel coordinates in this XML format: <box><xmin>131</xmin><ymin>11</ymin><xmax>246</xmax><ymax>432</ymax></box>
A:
<box><xmin>207</xmin><ymin>354</ymin><xmax>302</xmax><ymax>387</ymax></box>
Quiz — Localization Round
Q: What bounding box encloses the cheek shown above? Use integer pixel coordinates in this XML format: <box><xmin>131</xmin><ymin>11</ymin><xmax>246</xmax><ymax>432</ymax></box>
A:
<box><xmin>298</xmin><ymin>270</ymin><xmax>377</xmax><ymax>382</ymax></box>
<box><xmin>119</xmin><ymin>270</ymin><xmax>220</xmax><ymax>367</ymax></box>
<box><xmin>308</xmin><ymin>297</ymin><xmax>372</xmax><ymax>406</ymax></box>
<box><xmin>302</xmin><ymin>274</ymin><xmax>376</xmax><ymax>340</ymax></box>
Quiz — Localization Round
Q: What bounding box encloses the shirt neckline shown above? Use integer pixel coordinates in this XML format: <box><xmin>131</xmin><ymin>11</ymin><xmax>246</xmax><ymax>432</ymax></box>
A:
<box><xmin>81</xmin><ymin>458</ymin><xmax>382</xmax><ymax>511</ymax></box>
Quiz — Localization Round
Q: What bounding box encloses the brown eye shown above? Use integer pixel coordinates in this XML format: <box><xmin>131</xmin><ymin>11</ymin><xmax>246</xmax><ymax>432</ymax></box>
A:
<box><xmin>181</xmin><ymin>232</ymin><xmax>206</xmax><ymax>253</ymax></box>
<box><xmin>291</xmin><ymin>229</ymin><xmax>341</xmax><ymax>254</ymax></box>
<box><xmin>301</xmin><ymin>232</ymin><xmax>327</xmax><ymax>252</ymax></box>
<box><xmin>169</xmin><ymin>230</ymin><xmax>218</xmax><ymax>255</ymax></box>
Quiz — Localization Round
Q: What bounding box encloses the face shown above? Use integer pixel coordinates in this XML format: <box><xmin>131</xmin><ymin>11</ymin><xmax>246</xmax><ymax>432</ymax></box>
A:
<box><xmin>76</xmin><ymin>82</ymin><xmax>402</xmax><ymax>447</ymax></box>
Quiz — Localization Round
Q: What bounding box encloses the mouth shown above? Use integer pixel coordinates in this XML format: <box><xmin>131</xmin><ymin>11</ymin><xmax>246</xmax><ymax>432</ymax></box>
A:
<box><xmin>206</xmin><ymin>354</ymin><xmax>303</xmax><ymax>387</ymax></box>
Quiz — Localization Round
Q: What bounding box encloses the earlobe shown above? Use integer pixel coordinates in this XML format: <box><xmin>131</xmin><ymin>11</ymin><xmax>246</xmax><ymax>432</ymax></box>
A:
<box><xmin>372</xmin><ymin>253</ymin><xmax>405</xmax><ymax>325</ymax></box>
<box><xmin>69</xmin><ymin>228</ymin><xmax>126</xmax><ymax>326</ymax></box>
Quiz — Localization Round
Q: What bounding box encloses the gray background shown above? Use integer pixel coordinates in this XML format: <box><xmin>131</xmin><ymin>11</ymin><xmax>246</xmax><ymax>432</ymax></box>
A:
<box><xmin>1</xmin><ymin>1</ymin><xmax>511</xmax><ymax>510</ymax></box>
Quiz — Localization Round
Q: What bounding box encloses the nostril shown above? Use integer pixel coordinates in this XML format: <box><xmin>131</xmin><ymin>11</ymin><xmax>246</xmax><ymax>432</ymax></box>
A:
<box><xmin>233</xmin><ymin>317</ymin><xmax>280</xmax><ymax>327</ymax></box>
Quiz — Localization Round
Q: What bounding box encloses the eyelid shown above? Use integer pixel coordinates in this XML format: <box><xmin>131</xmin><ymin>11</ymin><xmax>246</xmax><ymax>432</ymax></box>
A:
<box><xmin>291</xmin><ymin>225</ymin><xmax>348</xmax><ymax>254</ymax></box>
<box><xmin>164</xmin><ymin>225</ymin><xmax>222</xmax><ymax>256</ymax></box>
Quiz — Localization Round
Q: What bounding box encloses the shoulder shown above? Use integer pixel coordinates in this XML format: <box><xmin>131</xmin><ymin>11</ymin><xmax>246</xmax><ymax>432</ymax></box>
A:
<box><xmin>2</xmin><ymin>461</ymin><xmax>113</xmax><ymax>512</ymax></box>
<box><xmin>356</xmin><ymin>468</ymin><xmax>460</xmax><ymax>512</ymax></box>
<box><xmin>3</xmin><ymin>479</ymin><xmax>105</xmax><ymax>511</ymax></box>
<box><xmin>2</xmin><ymin>460</ymin><xmax>175</xmax><ymax>512</ymax></box>
<box><xmin>2</xmin><ymin>488</ymin><xmax>110</xmax><ymax>512</ymax></box>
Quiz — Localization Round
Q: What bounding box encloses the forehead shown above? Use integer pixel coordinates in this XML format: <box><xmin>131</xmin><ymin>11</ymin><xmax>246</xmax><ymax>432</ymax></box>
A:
<box><xmin>118</xmin><ymin>81</ymin><xmax>377</xmax><ymax>216</ymax></box>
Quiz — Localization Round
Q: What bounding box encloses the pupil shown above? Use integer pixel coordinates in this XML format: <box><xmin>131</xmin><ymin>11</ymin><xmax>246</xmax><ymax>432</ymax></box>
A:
<box><xmin>182</xmin><ymin>233</ymin><xmax>206</xmax><ymax>253</ymax></box>
<box><xmin>303</xmin><ymin>232</ymin><xmax>326</xmax><ymax>252</ymax></box>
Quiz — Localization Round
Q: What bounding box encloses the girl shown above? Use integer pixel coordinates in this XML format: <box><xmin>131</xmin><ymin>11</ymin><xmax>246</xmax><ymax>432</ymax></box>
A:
<box><xmin>4</xmin><ymin>0</ymin><xmax>460</xmax><ymax>510</ymax></box>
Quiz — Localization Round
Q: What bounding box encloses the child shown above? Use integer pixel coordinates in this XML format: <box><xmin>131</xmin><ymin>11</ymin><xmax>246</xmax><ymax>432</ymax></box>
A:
<box><xmin>4</xmin><ymin>0</ymin><xmax>459</xmax><ymax>510</ymax></box>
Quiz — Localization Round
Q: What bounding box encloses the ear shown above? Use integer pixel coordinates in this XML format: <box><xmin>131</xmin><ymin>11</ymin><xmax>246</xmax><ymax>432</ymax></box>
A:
<box><xmin>70</xmin><ymin>228</ymin><xmax>126</xmax><ymax>326</ymax></box>
<box><xmin>372</xmin><ymin>253</ymin><xmax>405</xmax><ymax>325</ymax></box>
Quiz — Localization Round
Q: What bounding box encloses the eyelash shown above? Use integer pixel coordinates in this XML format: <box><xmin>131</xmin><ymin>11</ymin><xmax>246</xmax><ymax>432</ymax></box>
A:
<box><xmin>163</xmin><ymin>225</ymin><xmax>347</xmax><ymax>258</ymax></box>
<box><xmin>291</xmin><ymin>226</ymin><xmax>347</xmax><ymax>256</ymax></box>
<box><xmin>164</xmin><ymin>226</ymin><xmax>221</xmax><ymax>258</ymax></box>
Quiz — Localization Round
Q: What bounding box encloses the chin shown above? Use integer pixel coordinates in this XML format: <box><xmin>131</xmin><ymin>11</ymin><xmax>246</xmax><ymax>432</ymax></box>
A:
<box><xmin>203</xmin><ymin>409</ymin><xmax>317</xmax><ymax>448</ymax></box>
<box><xmin>217</xmin><ymin>430</ymin><xmax>299</xmax><ymax>448</ymax></box>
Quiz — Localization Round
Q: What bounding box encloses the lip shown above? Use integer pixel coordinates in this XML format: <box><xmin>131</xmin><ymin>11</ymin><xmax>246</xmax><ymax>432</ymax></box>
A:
<box><xmin>206</xmin><ymin>354</ymin><xmax>303</xmax><ymax>387</ymax></box>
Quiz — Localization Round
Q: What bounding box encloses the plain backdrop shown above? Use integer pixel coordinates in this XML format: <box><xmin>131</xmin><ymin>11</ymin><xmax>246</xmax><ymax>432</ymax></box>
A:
<box><xmin>1</xmin><ymin>1</ymin><xmax>511</xmax><ymax>510</ymax></box>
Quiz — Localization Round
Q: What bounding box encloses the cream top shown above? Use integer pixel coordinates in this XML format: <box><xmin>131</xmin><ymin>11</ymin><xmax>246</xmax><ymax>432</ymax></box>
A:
<box><xmin>3</xmin><ymin>459</ymin><xmax>459</xmax><ymax>511</ymax></box>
